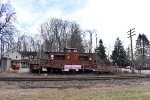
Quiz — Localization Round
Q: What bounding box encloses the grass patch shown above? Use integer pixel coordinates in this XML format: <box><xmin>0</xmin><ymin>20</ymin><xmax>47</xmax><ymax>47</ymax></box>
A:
<box><xmin>1</xmin><ymin>86</ymin><xmax>150</xmax><ymax>100</ymax></box>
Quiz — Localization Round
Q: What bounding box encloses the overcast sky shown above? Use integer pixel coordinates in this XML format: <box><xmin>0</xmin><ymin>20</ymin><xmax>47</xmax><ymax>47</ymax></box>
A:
<box><xmin>11</xmin><ymin>0</ymin><xmax>150</xmax><ymax>53</ymax></box>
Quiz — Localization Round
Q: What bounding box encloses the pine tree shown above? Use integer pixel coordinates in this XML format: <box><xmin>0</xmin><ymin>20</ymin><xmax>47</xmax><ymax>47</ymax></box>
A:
<box><xmin>135</xmin><ymin>33</ymin><xmax>149</xmax><ymax>67</ymax></box>
<box><xmin>111</xmin><ymin>38</ymin><xmax>128</xmax><ymax>67</ymax></box>
<box><xmin>95</xmin><ymin>39</ymin><xmax>109</xmax><ymax>65</ymax></box>
<box><xmin>97</xmin><ymin>39</ymin><xmax>106</xmax><ymax>59</ymax></box>
<box><xmin>135</xmin><ymin>34</ymin><xmax>149</xmax><ymax>57</ymax></box>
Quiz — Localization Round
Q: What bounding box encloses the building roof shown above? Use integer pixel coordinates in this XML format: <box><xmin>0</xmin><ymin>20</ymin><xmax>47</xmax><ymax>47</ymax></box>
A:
<box><xmin>19</xmin><ymin>51</ymin><xmax>37</xmax><ymax>56</ymax></box>
<box><xmin>64</xmin><ymin>48</ymin><xmax>78</xmax><ymax>50</ymax></box>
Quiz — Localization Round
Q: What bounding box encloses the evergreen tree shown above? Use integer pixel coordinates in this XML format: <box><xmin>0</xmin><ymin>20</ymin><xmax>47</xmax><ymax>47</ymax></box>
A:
<box><xmin>95</xmin><ymin>39</ymin><xmax>109</xmax><ymax>65</ymax></box>
<box><xmin>97</xmin><ymin>39</ymin><xmax>106</xmax><ymax>59</ymax></box>
<box><xmin>111</xmin><ymin>38</ymin><xmax>128</xmax><ymax>67</ymax></box>
<box><xmin>135</xmin><ymin>33</ymin><xmax>149</xmax><ymax>58</ymax></box>
<box><xmin>135</xmin><ymin>33</ymin><xmax>149</xmax><ymax>67</ymax></box>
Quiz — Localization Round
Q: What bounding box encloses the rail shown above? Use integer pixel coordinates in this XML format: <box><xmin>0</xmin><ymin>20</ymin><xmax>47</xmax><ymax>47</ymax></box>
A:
<box><xmin>1</xmin><ymin>75</ymin><xmax>150</xmax><ymax>81</ymax></box>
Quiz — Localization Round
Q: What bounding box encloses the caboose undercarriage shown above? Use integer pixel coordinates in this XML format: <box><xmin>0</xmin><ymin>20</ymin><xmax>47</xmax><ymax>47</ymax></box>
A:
<box><xmin>29</xmin><ymin>59</ymin><xmax>96</xmax><ymax>74</ymax></box>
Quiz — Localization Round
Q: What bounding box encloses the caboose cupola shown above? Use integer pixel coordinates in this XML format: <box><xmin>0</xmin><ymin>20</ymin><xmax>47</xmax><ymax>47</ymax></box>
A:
<box><xmin>64</xmin><ymin>48</ymin><xmax>78</xmax><ymax>53</ymax></box>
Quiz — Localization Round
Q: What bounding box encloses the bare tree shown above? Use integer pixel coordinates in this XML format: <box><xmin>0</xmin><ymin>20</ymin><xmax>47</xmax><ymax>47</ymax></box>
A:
<box><xmin>82</xmin><ymin>30</ymin><xmax>96</xmax><ymax>53</ymax></box>
<box><xmin>39</xmin><ymin>18</ymin><xmax>95</xmax><ymax>53</ymax></box>
<box><xmin>68</xmin><ymin>22</ymin><xmax>84</xmax><ymax>52</ymax></box>
<box><xmin>40</xmin><ymin>18</ymin><xmax>71</xmax><ymax>52</ymax></box>
<box><xmin>0</xmin><ymin>1</ymin><xmax>16</xmax><ymax>57</ymax></box>
<box><xmin>14</xmin><ymin>34</ymin><xmax>41</xmax><ymax>52</ymax></box>
<box><xmin>40</xmin><ymin>21</ymin><xmax>55</xmax><ymax>52</ymax></box>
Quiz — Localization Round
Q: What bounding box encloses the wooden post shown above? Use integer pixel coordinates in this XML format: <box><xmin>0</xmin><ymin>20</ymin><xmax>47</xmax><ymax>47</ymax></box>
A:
<box><xmin>82</xmin><ymin>63</ymin><xmax>84</xmax><ymax>74</ymax></box>
<box><xmin>51</xmin><ymin>68</ymin><xmax>53</xmax><ymax>74</ymax></box>
<box><xmin>38</xmin><ymin>59</ymin><xmax>41</xmax><ymax>74</ymax></box>
<box><xmin>38</xmin><ymin>66</ymin><xmax>41</xmax><ymax>74</ymax></box>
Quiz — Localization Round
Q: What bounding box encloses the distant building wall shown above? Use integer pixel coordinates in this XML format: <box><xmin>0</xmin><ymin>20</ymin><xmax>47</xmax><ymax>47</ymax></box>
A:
<box><xmin>1</xmin><ymin>58</ymin><xmax>11</xmax><ymax>71</ymax></box>
<box><xmin>22</xmin><ymin>56</ymin><xmax>29</xmax><ymax>60</ymax></box>
<box><xmin>3</xmin><ymin>50</ymin><xmax>21</xmax><ymax>60</ymax></box>
<box><xmin>18</xmin><ymin>68</ymin><xmax>30</xmax><ymax>73</ymax></box>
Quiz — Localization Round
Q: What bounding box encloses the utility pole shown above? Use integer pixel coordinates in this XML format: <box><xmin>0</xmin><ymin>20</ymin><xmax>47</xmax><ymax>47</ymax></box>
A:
<box><xmin>95</xmin><ymin>33</ymin><xmax>98</xmax><ymax>48</ymax></box>
<box><xmin>127</xmin><ymin>46</ymin><xmax>130</xmax><ymax>61</ymax></box>
<box><xmin>127</xmin><ymin>28</ymin><xmax>136</xmax><ymax>74</ymax></box>
<box><xmin>89</xmin><ymin>31</ymin><xmax>93</xmax><ymax>53</ymax></box>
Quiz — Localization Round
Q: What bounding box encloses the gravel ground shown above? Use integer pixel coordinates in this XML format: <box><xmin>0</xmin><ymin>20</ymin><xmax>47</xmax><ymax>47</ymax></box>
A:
<box><xmin>0</xmin><ymin>78</ymin><xmax>149</xmax><ymax>89</ymax></box>
<box><xmin>0</xmin><ymin>71</ymin><xmax>146</xmax><ymax>78</ymax></box>
<box><xmin>0</xmin><ymin>72</ymin><xmax>150</xmax><ymax>89</ymax></box>
<box><xmin>0</xmin><ymin>72</ymin><xmax>116</xmax><ymax>78</ymax></box>
<box><xmin>1</xmin><ymin>73</ymin><xmax>150</xmax><ymax>100</ymax></box>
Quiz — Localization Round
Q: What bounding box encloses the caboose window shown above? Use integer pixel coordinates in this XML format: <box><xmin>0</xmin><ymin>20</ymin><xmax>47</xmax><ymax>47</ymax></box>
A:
<box><xmin>54</xmin><ymin>55</ymin><xmax>65</xmax><ymax>60</ymax></box>
<box><xmin>73</xmin><ymin>49</ymin><xmax>77</xmax><ymax>52</ymax></box>
<box><xmin>66</xmin><ymin>50</ymin><xmax>71</xmax><ymax>52</ymax></box>
<box><xmin>79</xmin><ymin>56</ymin><xmax>89</xmax><ymax>61</ymax></box>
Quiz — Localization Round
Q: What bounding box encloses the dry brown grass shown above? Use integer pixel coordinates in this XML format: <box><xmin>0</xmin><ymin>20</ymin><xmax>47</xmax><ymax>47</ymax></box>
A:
<box><xmin>0</xmin><ymin>82</ymin><xmax>150</xmax><ymax>100</ymax></box>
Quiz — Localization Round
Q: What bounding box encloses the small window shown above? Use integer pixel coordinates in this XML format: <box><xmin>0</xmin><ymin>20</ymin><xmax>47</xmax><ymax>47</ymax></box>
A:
<box><xmin>21</xmin><ymin>62</ymin><xmax>27</xmax><ymax>68</ymax></box>
<box><xmin>79</xmin><ymin>56</ymin><xmax>89</xmax><ymax>61</ymax></box>
<box><xmin>54</xmin><ymin>55</ymin><xmax>65</xmax><ymax>60</ymax></box>
<box><xmin>16</xmin><ymin>56</ymin><xmax>17</xmax><ymax>58</ymax></box>
<box><xmin>12</xmin><ymin>51</ymin><xmax>14</xmax><ymax>53</ymax></box>
<box><xmin>73</xmin><ymin>50</ymin><xmax>78</xmax><ymax>52</ymax></box>
<box><xmin>67</xmin><ymin>50</ymin><xmax>71</xmax><ymax>52</ymax></box>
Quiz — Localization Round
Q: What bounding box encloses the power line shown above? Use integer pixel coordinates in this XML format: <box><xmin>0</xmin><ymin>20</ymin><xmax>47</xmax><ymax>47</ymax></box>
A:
<box><xmin>127</xmin><ymin>28</ymin><xmax>136</xmax><ymax>74</ymax></box>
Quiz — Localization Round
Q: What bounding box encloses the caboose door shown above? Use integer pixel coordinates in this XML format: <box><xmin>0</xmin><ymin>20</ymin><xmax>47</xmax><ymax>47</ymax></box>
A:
<box><xmin>64</xmin><ymin>53</ymin><xmax>81</xmax><ymax>71</ymax></box>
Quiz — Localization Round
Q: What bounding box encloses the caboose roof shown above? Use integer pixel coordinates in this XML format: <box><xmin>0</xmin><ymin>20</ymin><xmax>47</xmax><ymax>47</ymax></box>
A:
<box><xmin>64</xmin><ymin>48</ymin><xmax>78</xmax><ymax>50</ymax></box>
<box><xmin>45</xmin><ymin>51</ymin><xmax>94</xmax><ymax>55</ymax></box>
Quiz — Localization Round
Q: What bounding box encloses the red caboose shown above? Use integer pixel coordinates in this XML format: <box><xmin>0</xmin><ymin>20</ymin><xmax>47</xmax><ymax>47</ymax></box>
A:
<box><xmin>29</xmin><ymin>48</ymin><xmax>96</xmax><ymax>73</ymax></box>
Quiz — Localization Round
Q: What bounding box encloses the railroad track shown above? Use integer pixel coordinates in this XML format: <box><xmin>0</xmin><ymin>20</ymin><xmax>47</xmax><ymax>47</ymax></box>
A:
<box><xmin>1</xmin><ymin>75</ymin><xmax>150</xmax><ymax>81</ymax></box>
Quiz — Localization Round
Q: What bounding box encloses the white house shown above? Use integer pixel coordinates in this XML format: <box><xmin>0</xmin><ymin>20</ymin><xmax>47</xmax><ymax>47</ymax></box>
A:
<box><xmin>2</xmin><ymin>50</ymin><xmax>37</xmax><ymax>73</ymax></box>
<box><xmin>3</xmin><ymin>50</ymin><xmax>22</xmax><ymax>60</ymax></box>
